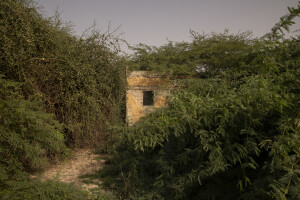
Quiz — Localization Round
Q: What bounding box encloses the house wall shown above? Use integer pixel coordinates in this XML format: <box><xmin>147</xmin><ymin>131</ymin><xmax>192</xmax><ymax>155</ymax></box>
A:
<box><xmin>126</xmin><ymin>71</ymin><xmax>172</xmax><ymax>125</ymax></box>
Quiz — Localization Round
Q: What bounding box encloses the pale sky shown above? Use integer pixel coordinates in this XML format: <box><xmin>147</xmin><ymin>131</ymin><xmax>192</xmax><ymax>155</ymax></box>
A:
<box><xmin>37</xmin><ymin>0</ymin><xmax>300</xmax><ymax>52</ymax></box>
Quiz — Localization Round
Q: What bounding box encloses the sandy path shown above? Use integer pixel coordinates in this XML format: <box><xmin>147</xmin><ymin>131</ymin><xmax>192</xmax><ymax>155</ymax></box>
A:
<box><xmin>37</xmin><ymin>149</ymin><xmax>106</xmax><ymax>192</ymax></box>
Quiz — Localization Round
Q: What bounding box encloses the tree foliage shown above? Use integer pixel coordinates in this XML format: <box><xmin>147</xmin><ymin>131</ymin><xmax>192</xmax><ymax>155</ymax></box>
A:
<box><xmin>100</xmin><ymin>5</ymin><xmax>300</xmax><ymax>200</ymax></box>
<box><xmin>0</xmin><ymin>0</ymin><xmax>126</xmax><ymax>198</ymax></box>
<box><xmin>0</xmin><ymin>0</ymin><xmax>126</xmax><ymax>147</ymax></box>
<box><xmin>0</xmin><ymin>74</ymin><xmax>67</xmax><ymax>183</ymax></box>
<box><xmin>129</xmin><ymin>30</ymin><xmax>254</xmax><ymax>77</ymax></box>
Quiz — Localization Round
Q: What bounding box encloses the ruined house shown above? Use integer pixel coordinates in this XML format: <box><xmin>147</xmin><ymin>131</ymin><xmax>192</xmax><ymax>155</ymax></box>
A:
<box><xmin>126</xmin><ymin>71</ymin><xmax>174</xmax><ymax>125</ymax></box>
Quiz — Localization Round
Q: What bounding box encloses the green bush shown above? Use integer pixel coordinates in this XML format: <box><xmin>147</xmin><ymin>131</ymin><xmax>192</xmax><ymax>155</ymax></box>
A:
<box><xmin>128</xmin><ymin>30</ymin><xmax>254</xmax><ymax>76</ymax></box>
<box><xmin>0</xmin><ymin>0</ymin><xmax>126</xmax><ymax>147</ymax></box>
<box><xmin>0</xmin><ymin>0</ymin><xmax>126</xmax><ymax>197</ymax></box>
<box><xmin>0</xmin><ymin>75</ymin><xmax>67</xmax><ymax>182</ymax></box>
<box><xmin>0</xmin><ymin>179</ymin><xmax>90</xmax><ymax>200</ymax></box>
<box><xmin>102</xmin><ymin>64</ymin><xmax>300</xmax><ymax>199</ymax></box>
<box><xmin>100</xmin><ymin>7</ymin><xmax>300</xmax><ymax>199</ymax></box>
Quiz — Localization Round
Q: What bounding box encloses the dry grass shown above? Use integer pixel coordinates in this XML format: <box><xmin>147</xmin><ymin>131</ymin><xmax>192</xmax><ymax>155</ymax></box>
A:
<box><xmin>31</xmin><ymin>149</ymin><xmax>106</xmax><ymax>193</ymax></box>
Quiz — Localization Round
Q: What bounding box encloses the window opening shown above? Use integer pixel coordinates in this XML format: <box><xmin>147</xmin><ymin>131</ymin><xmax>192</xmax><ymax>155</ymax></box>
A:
<box><xmin>143</xmin><ymin>91</ymin><xmax>154</xmax><ymax>106</ymax></box>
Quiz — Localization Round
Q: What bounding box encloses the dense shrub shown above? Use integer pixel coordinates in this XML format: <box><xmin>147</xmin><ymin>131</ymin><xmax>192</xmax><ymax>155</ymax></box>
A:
<box><xmin>102</xmin><ymin>42</ymin><xmax>300</xmax><ymax>199</ymax></box>
<box><xmin>100</xmin><ymin>7</ymin><xmax>300</xmax><ymax>199</ymax></box>
<box><xmin>0</xmin><ymin>0</ymin><xmax>125</xmax><ymax>198</ymax></box>
<box><xmin>0</xmin><ymin>0</ymin><xmax>126</xmax><ymax>147</ymax></box>
<box><xmin>128</xmin><ymin>30</ymin><xmax>254</xmax><ymax>76</ymax></box>
<box><xmin>0</xmin><ymin>75</ymin><xmax>67</xmax><ymax>182</ymax></box>
<box><xmin>0</xmin><ymin>178</ymin><xmax>118</xmax><ymax>200</ymax></box>
<box><xmin>0</xmin><ymin>180</ymin><xmax>89</xmax><ymax>200</ymax></box>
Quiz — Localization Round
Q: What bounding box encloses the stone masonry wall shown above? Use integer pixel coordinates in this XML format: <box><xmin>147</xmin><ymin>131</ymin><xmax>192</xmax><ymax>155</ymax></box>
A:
<box><xmin>126</xmin><ymin>71</ymin><xmax>172</xmax><ymax>125</ymax></box>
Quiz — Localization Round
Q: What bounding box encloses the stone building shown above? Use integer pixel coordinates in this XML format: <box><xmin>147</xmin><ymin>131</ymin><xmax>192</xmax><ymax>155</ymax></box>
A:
<box><xmin>126</xmin><ymin>71</ymin><xmax>174</xmax><ymax>125</ymax></box>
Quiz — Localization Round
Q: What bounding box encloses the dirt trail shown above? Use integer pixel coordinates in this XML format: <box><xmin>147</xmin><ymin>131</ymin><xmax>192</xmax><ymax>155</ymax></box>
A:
<box><xmin>35</xmin><ymin>149</ymin><xmax>106</xmax><ymax>192</ymax></box>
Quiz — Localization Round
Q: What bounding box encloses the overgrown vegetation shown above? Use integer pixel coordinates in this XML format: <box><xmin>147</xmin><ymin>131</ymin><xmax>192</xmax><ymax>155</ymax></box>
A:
<box><xmin>0</xmin><ymin>180</ymin><xmax>90</xmax><ymax>200</ymax></box>
<box><xmin>129</xmin><ymin>30</ymin><xmax>254</xmax><ymax>77</ymax></box>
<box><xmin>0</xmin><ymin>0</ymin><xmax>126</xmax><ymax>148</ymax></box>
<box><xmin>0</xmin><ymin>74</ymin><xmax>67</xmax><ymax>182</ymax></box>
<box><xmin>99</xmin><ymin>3</ymin><xmax>300</xmax><ymax>200</ymax></box>
<box><xmin>0</xmin><ymin>0</ymin><xmax>125</xmax><ymax>199</ymax></box>
<box><xmin>1</xmin><ymin>0</ymin><xmax>300</xmax><ymax>199</ymax></box>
